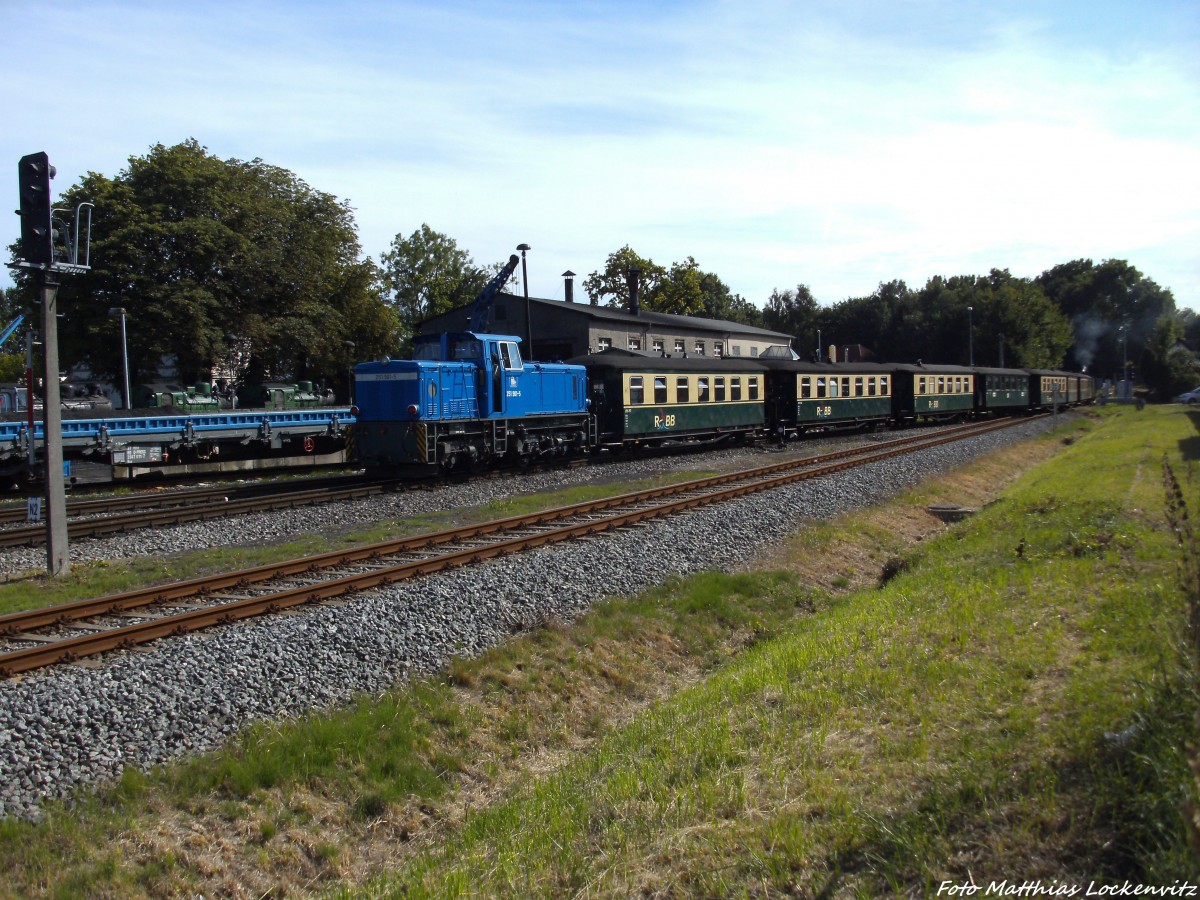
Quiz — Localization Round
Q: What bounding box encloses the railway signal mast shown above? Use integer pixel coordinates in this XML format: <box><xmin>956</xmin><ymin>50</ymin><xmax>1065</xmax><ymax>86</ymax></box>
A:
<box><xmin>9</xmin><ymin>151</ymin><xmax>93</xmax><ymax>577</ymax></box>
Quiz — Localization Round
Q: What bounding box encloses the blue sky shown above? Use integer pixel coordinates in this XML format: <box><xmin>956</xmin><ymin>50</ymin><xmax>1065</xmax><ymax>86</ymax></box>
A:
<box><xmin>3</xmin><ymin>0</ymin><xmax>1198</xmax><ymax>309</ymax></box>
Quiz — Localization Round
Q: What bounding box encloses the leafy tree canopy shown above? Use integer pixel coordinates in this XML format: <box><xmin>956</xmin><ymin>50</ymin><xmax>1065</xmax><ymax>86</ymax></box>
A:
<box><xmin>763</xmin><ymin>284</ymin><xmax>820</xmax><ymax>356</ymax></box>
<box><xmin>7</xmin><ymin>139</ymin><xmax>398</xmax><ymax>394</ymax></box>
<box><xmin>583</xmin><ymin>246</ymin><xmax>666</xmax><ymax>310</ymax></box>
<box><xmin>379</xmin><ymin>224</ymin><xmax>496</xmax><ymax>348</ymax></box>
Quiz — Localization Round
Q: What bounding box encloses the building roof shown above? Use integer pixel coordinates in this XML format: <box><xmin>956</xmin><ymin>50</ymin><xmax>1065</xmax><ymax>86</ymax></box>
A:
<box><xmin>423</xmin><ymin>292</ymin><xmax>794</xmax><ymax>342</ymax></box>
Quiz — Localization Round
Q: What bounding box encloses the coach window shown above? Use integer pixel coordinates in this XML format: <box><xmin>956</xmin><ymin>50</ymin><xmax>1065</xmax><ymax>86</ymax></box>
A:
<box><xmin>749</xmin><ymin>376</ymin><xmax>760</xmax><ymax>400</ymax></box>
<box><xmin>698</xmin><ymin>377</ymin><xmax>710</xmax><ymax>402</ymax></box>
<box><xmin>867</xmin><ymin>377</ymin><xmax>877</xmax><ymax>396</ymax></box>
<box><xmin>881</xmin><ymin>376</ymin><xmax>889</xmax><ymax>395</ymax></box>
<box><xmin>731</xmin><ymin>377</ymin><xmax>742</xmax><ymax>401</ymax></box>
<box><xmin>854</xmin><ymin>376</ymin><xmax>863</xmax><ymax>396</ymax></box>
<box><xmin>816</xmin><ymin>377</ymin><xmax>827</xmax><ymax>399</ymax></box>
<box><xmin>629</xmin><ymin>376</ymin><xmax>645</xmax><ymax>404</ymax></box>
<box><xmin>918</xmin><ymin>377</ymin><xmax>927</xmax><ymax>394</ymax></box>
<box><xmin>715</xmin><ymin>376</ymin><xmax>726</xmax><ymax>402</ymax></box>
<box><xmin>801</xmin><ymin>376</ymin><xmax>812</xmax><ymax>399</ymax></box>
<box><xmin>936</xmin><ymin>376</ymin><xmax>945</xmax><ymax>394</ymax></box>
<box><xmin>676</xmin><ymin>376</ymin><xmax>690</xmax><ymax>403</ymax></box>
<box><xmin>654</xmin><ymin>376</ymin><xmax>668</xmax><ymax>403</ymax></box>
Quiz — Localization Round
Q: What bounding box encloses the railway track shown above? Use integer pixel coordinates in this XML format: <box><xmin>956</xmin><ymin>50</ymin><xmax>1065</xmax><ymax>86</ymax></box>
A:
<box><xmin>0</xmin><ymin>475</ymin><xmax>399</xmax><ymax>548</ymax></box>
<box><xmin>0</xmin><ymin>416</ymin><xmax>1036</xmax><ymax>678</ymax></box>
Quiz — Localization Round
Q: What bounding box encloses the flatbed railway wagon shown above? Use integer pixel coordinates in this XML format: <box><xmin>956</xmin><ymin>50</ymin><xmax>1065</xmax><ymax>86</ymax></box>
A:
<box><xmin>570</xmin><ymin>349</ymin><xmax>766</xmax><ymax>450</ymax></box>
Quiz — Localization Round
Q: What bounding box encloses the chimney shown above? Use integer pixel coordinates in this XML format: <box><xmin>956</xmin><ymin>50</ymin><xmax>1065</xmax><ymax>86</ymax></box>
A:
<box><xmin>626</xmin><ymin>266</ymin><xmax>641</xmax><ymax>317</ymax></box>
<box><xmin>562</xmin><ymin>270</ymin><xmax>576</xmax><ymax>303</ymax></box>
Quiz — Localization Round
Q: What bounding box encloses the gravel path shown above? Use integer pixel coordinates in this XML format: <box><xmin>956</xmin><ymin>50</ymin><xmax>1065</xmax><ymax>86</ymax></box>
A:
<box><xmin>0</xmin><ymin>419</ymin><xmax>1060</xmax><ymax>819</ymax></box>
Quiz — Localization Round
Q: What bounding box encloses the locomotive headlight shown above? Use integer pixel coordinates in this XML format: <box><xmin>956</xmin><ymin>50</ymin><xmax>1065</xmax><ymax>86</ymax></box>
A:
<box><xmin>407</xmin><ymin>404</ymin><xmax>420</xmax><ymax>417</ymax></box>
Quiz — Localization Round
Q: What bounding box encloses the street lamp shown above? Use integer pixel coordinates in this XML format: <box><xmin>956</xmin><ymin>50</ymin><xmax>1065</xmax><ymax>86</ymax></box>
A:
<box><xmin>967</xmin><ymin>306</ymin><xmax>974</xmax><ymax>366</ymax></box>
<box><xmin>344</xmin><ymin>340</ymin><xmax>356</xmax><ymax>406</ymax></box>
<box><xmin>107</xmin><ymin>307</ymin><xmax>131</xmax><ymax>410</ymax></box>
<box><xmin>1120</xmin><ymin>324</ymin><xmax>1129</xmax><ymax>398</ymax></box>
<box><xmin>517</xmin><ymin>243</ymin><xmax>532</xmax><ymax>353</ymax></box>
<box><xmin>817</xmin><ymin>329</ymin><xmax>822</xmax><ymax>362</ymax></box>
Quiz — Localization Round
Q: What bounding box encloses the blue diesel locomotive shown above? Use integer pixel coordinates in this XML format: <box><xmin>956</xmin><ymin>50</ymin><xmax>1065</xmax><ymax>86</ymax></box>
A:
<box><xmin>352</xmin><ymin>332</ymin><xmax>592</xmax><ymax>473</ymax></box>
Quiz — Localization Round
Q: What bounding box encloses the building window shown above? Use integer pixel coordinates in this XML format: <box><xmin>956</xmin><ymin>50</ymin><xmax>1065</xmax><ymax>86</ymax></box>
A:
<box><xmin>674</xmin><ymin>339</ymin><xmax>685</xmax><ymax>354</ymax></box>
<box><xmin>652</xmin><ymin>339</ymin><xmax>664</xmax><ymax>354</ymax></box>
<box><xmin>750</xmin><ymin>347</ymin><xmax>759</xmax><ymax>357</ymax></box>
<box><xmin>694</xmin><ymin>340</ymin><xmax>705</xmax><ymax>356</ymax></box>
<box><xmin>714</xmin><ymin>342</ymin><xmax>724</xmax><ymax>358</ymax></box>
<box><xmin>628</xmin><ymin>337</ymin><xmax>642</xmax><ymax>351</ymax></box>
<box><xmin>732</xmin><ymin>345</ymin><xmax>742</xmax><ymax>356</ymax></box>
<box><xmin>597</xmin><ymin>337</ymin><xmax>612</xmax><ymax>351</ymax></box>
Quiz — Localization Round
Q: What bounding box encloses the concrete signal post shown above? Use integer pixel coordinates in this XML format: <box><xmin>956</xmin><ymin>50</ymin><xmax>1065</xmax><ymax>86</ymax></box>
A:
<box><xmin>10</xmin><ymin>151</ymin><xmax>94</xmax><ymax>576</ymax></box>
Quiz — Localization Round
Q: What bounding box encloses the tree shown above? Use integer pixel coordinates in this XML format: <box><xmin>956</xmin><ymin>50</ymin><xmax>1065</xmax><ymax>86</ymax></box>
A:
<box><xmin>6</xmin><ymin>140</ymin><xmax>398</xmax><ymax>393</ymax></box>
<box><xmin>583</xmin><ymin>246</ymin><xmax>666</xmax><ymax>309</ymax></box>
<box><xmin>763</xmin><ymin>284</ymin><xmax>820</xmax><ymax>356</ymax></box>
<box><xmin>379</xmin><ymin>225</ymin><xmax>492</xmax><ymax>346</ymax></box>
<box><xmin>1037</xmin><ymin>259</ymin><xmax>1177</xmax><ymax>378</ymax></box>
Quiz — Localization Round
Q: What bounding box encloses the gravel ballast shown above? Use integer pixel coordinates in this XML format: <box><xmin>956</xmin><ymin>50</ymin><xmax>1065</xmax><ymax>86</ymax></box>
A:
<box><xmin>0</xmin><ymin>419</ymin><xmax>1061</xmax><ymax>819</ymax></box>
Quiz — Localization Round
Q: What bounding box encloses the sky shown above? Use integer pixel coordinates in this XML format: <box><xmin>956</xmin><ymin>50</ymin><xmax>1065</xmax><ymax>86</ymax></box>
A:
<box><xmin>2</xmin><ymin>0</ymin><xmax>1198</xmax><ymax>310</ymax></box>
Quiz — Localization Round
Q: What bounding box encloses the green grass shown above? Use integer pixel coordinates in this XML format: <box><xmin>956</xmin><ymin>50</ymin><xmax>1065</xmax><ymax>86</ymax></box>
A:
<box><xmin>0</xmin><ymin>407</ymin><xmax>1196</xmax><ymax>897</ymax></box>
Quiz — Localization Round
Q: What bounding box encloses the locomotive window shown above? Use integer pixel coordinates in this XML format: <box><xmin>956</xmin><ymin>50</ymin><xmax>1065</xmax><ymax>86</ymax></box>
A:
<box><xmin>654</xmin><ymin>376</ymin><xmax>668</xmax><ymax>404</ymax></box>
<box><xmin>715</xmin><ymin>377</ymin><xmax>726</xmax><ymax>402</ymax></box>
<box><xmin>749</xmin><ymin>377</ymin><xmax>759</xmax><ymax>401</ymax></box>
<box><xmin>676</xmin><ymin>376</ymin><xmax>690</xmax><ymax>403</ymax></box>
<box><xmin>731</xmin><ymin>377</ymin><xmax>742</xmax><ymax>401</ymax></box>
<box><xmin>801</xmin><ymin>377</ymin><xmax>812</xmax><ymax>399</ymax></box>
<box><xmin>629</xmin><ymin>376</ymin><xmax>645</xmax><ymax>405</ymax></box>
<box><xmin>816</xmin><ymin>377</ymin><xmax>827</xmax><ymax>399</ymax></box>
<box><xmin>854</xmin><ymin>377</ymin><xmax>863</xmax><ymax>396</ymax></box>
<box><xmin>697</xmin><ymin>377</ymin><xmax>710</xmax><ymax>402</ymax></box>
<box><xmin>500</xmin><ymin>342</ymin><xmax>522</xmax><ymax>370</ymax></box>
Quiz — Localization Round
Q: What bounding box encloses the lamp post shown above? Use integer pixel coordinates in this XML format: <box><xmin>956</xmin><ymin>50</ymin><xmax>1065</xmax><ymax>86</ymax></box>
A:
<box><xmin>517</xmin><ymin>243</ymin><xmax>531</xmax><ymax>352</ymax></box>
<box><xmin>817</xmin><ymin>328</ymin><xmax>822</xmax><ymax>362</ymax></box>
<box><xmin>344</xmin><ymin>340</ymin><xmax>356</xmax><ymax>406</ymax></box>
<box><xmin>967</xmin><ymin>306</ymin><xmax>974</xmax><ymax>366</ymax></box>
<box><xmin>107</xmin><ymin>307</ymin><xmax>131</xmax><ymax>410</ymax></box>
<box><xmin>1120</xmin><ymin>324</ymin><xmax>1129</xmax><ymax>398</ymax></box>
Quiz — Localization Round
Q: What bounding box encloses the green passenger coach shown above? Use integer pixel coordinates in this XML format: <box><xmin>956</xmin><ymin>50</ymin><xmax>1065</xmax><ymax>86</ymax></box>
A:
<box><xmin>759</xmin><ymin>359</ymin><xmax>894</xmax><ymax>438</ymax></box>
<box><xmin>570</xmin><ymin>349</ymin><xmax>766</xmax><ymax>449</ymax></box>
